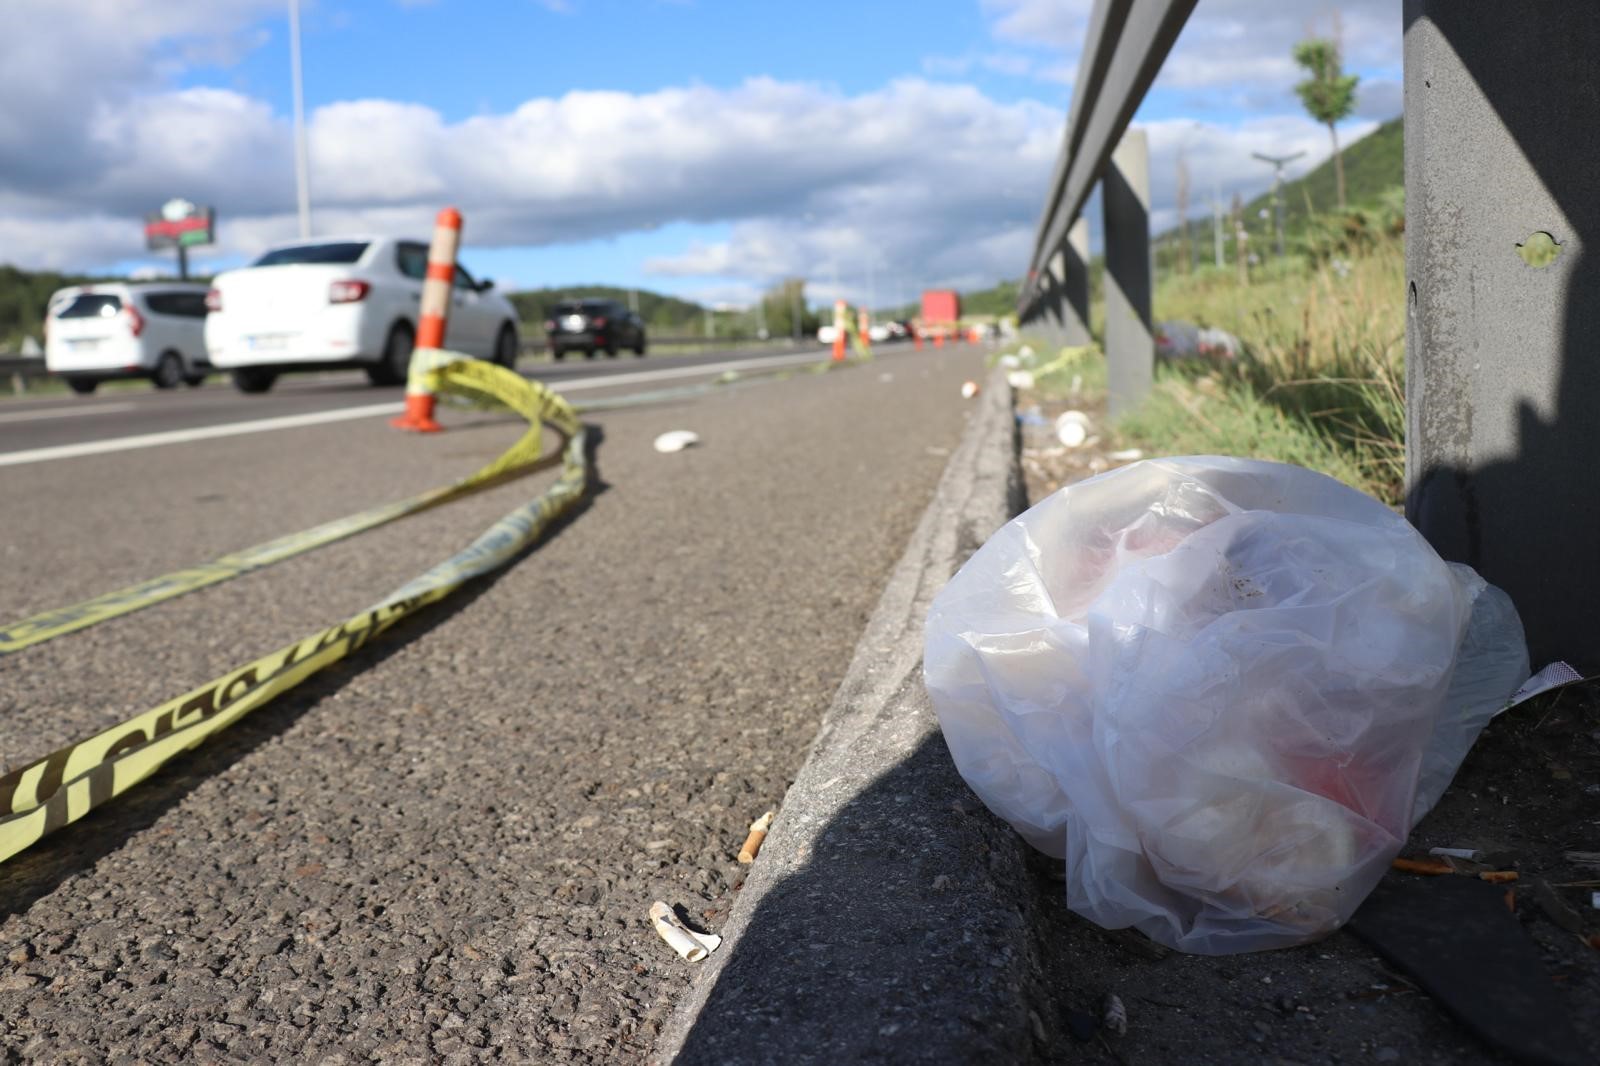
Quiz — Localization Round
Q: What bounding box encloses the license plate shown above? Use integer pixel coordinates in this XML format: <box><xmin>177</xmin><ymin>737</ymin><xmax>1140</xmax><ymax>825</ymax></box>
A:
<box><xmin>249</xmin><ymin>335</ymin><xmax>289</xmax><ymax>351</ymax></box>
<box><xmin>563</xmin><ymin>315</ymin><xmax>585</xmax><ymax>330</ymax></box>
<box><xmin>67</xmin><ymin>338</ymin><xmax>101</xmax><ymax>351</ymax></box>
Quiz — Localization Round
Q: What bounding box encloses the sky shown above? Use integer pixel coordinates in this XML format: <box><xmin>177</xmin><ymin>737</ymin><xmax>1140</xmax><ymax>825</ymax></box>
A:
<box><xmin>0</xmin><ymin>0</ymin><xmax>1401</xmax><ymax>309</ymax></box>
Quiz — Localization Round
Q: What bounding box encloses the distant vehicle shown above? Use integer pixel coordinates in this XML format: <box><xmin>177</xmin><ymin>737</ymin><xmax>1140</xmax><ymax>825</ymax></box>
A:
<box><xmin>543</xmin><ymin>299</ymin><xmax>646</xmax><ymax>360</ymax></box>
<box><xmin>45</xmin><ymin>283</ymin><xmax>211</xmax><ymax>395</ymax></box>
<box><xmin>205</xmin><ymin>236</ymin><xmax>520</xmax><ymax>393</ymax></box>
<box><xmin>921</xmin><ymin>289</ymin><xmax>961</xmax><ymax>326</ymax></box>
<box><xmin>887</xmin><ymin>320</ymin><xmax>912</xmax><ymax>340</ymax></box>
<box><xmin>868</xmin><ymin>323</ymin><xmax>891</xmax><ymax>343</ymax></box>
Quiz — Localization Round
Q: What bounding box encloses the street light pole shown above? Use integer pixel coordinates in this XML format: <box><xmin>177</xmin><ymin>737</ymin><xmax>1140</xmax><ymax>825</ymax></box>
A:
<box><xmin>1251</xmin><ymin>151</ymin><xmax>1304</xmax><ymax>260</ymax></box>
<box><xmin>289</xmin><ymin>0</ymin><xmax>312</xmax><ymax>239</ymax></box>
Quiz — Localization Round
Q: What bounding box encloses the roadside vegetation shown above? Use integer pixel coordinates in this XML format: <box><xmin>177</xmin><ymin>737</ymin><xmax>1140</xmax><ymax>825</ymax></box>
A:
<box><xmin>1018</xmin><ymin>106</ymin><xmax>1408</xmax><ymax>506</ymax></box>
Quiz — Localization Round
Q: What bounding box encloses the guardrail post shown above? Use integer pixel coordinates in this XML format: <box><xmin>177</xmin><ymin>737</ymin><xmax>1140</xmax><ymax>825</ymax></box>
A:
<box><xmin>1061</xmin><ymin>217</ymin><xmax>1092</xmax><ymax>347</ymax></box>
<box><xmin>1103</xmin><ymin>128</ymin><xmax>1152</xmax><ymax>418</ymax></box>
<box><xmin>1404</xmin><ymin>3</ymin><xmax>1600</xmax><ymax>668</ymax></box>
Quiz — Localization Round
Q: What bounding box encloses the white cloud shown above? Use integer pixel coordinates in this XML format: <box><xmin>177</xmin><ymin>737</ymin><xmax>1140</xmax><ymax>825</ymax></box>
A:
<box><xmin>0</xmin><ymin>0</ymin><xmax>1401</xmax><ymax>296</ymax></box>
<box><xmin>982</xmin><ymin>0</ymin><xmax>1400</xmax><ymax>103</ymax></box>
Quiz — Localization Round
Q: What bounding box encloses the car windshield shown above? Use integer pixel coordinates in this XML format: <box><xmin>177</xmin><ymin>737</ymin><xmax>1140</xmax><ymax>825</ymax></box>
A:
<box><xmin>250</xmin><ymin>241</ymin><xmax>370</xmax><ymax>267</ymax></box>
<box><xmin>56</xmin><ymin>294</ymin><xmax>122</xmax><ymax>318</ymax></box>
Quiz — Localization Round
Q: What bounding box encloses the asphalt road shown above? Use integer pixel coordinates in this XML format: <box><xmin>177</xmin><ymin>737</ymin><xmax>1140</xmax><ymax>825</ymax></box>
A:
<box><xmin>0</xmin><ymin>340</ymin><xmax>987</xmax><ymax>1061</ymax></box>
<box><xmin>0</xmin><ymin>342</ymin><xmax>869</xmax><ymax>459</ymax></box>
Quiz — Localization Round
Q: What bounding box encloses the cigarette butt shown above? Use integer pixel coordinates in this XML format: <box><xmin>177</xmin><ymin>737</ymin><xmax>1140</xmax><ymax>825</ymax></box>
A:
<box><xmin>649</xmin><ymin>901</ymin><xmax>721</xmax><ymax>963</ymax></box>
<box><xmin>1392</xmin><ymin>857</ymin><xmax>1453</xmax><ymax>875</ymax></box>
<box><xmin>1479</xmin><ymin>870</ymin><xmax>1519</xmax><ymax>884</ymax></box>
<box><xmin>737</xmin><ymin>811</ymin><xmax>775</xmax><ymax>864</ymax></box>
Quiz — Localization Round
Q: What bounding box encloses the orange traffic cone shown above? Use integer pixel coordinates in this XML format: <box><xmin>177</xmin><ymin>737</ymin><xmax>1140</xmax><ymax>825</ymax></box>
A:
<box><xmin>832</xmin><ymin>333</ymin><xmax>846</xmax><ymax>362</ymax></box>
<box><xmin>391</xmin><ymin>392</ymin><xmax>443</xmax><ymax>433</ymax></box>
<box><xmin>934</xmin><ymin>332</ymin><xmax>945</xmax><ymax>348</ymax></box>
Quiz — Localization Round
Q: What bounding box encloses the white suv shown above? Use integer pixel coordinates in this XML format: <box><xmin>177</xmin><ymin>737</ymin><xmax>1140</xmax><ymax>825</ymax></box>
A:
<box><xmin>45</xmin><ymin>283</ymin><xmax>212</xmax><ymax>395</ymax></box>
<box><xmin>204</xmin><ymin>236</ymin><xmax>521</xmax><ymax>393</ymax></box>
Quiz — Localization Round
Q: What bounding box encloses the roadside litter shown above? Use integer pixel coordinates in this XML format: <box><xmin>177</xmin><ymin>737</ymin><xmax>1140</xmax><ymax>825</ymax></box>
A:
<box><xmin>653</xmin><ymin>430</ymin><xmax>700</xmax><ymax>453</ymax></box>
<box><xmin>1156</xmin><ymin>320</ymin><xmax>1242</xmax><ymax>362</ymax></box>
<box><xmin>1006</xmin><ymin>370</ymin><xmax>1035</xmax><ymax>390</ymax></box>
<box><xmin>737</xmin><ymin>810</ymin><xmax>774</xmax><ymax>864</ymax></box>
<box><xmin>1101</xmin><ymin>993</ymin><xmax>1127</xmax><ymax>1037</ymax></box>
<box><xmin>650</xmin><ymin>901</ymin><xmax>722</xmax><ymax>962</ymax></box>
<box><xmin>924</xmin><ymin>457</ymin><xmax>1531</xmax><ymax>953</ymax></box>
<box><xmin>1054</xmin><ymin>411</ymin><xmax>1091</xmax><ymax>448</ymax></box>
<box><xmin>961</xmin><ymin>381</ymin><xmax>980</xmax><ymax>399</ymax></box>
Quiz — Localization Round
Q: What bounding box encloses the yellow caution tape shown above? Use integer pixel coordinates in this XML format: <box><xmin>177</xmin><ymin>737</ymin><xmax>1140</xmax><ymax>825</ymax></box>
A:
<box><xmin>0</xmin><ymin>357</ymin><xmax>559</xmax><ymax>656</ymax></box>
<box><xmin>1</xmin><ymin>348</ymin><xmax>868</xmax><ymax>655</ymax></box>
<box><xmin>0</xmin><ymin>354</ymin><xmax>586</xmax><ymax>865</ymax></box>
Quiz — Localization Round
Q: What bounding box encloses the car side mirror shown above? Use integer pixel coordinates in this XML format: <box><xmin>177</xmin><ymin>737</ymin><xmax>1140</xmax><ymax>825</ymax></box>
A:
<box><xmin>478</xmin><ymin>278</ymin><xmax>495</xmax><ymax>292</ymax></box>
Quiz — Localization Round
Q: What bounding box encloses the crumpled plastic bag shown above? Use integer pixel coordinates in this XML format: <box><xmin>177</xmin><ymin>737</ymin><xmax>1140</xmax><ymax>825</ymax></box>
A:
<box><xmin>924</xmin><ymin>457</ymin><xmax>1529</xmax><ymax>954</ymax></box>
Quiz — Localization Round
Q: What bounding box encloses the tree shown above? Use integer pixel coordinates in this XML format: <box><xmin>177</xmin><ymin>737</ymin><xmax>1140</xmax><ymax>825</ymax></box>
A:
<box><xmin>1292</xmin><ymin>37</ymin><xmax>1359</xmax><ymax>209</ymax></box>
<box><xmin>760</xmin><ymin>277</ymin><xmax>814</xmax><ymax>339</ymax></box>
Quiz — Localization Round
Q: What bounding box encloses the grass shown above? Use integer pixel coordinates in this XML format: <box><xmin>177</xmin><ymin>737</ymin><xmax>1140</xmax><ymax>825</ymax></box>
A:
<box><xmin>1020</xmin><ymin>233</ymin><xmax>1407</xmax><ymax>505</ymax></box>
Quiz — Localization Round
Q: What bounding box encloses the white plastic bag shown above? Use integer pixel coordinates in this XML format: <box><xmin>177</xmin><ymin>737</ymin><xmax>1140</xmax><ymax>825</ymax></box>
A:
<box><xmin>924</xmin><ymin>457</ymin><xmax>1528</xmax><ymax>954</ymax></box>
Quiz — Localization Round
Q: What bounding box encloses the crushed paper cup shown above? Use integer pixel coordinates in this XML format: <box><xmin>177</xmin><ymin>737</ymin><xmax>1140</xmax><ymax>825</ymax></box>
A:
<box><xmin>653</xmin><ymin>430</ymin><xmax>701</xmax><ymax>453</ymax></box>
<box><xmin>961</xmin><ymin>381</ymin><xmax>981</xmax><ymax>399</ymax></box>
<box><xmin>1007</xmin><ymin>370</ymin><xmax>1035</xmax><ymax>390</ymax></box>
<box><xmin>649</xmin><ymin>901</ymin><xmax>721</xmax><ymax>962</ymax></box>
<box><xmin>1055</xmin><ymin>410</ymin><xmax>1091</xmax><ymax>448</ymax></box>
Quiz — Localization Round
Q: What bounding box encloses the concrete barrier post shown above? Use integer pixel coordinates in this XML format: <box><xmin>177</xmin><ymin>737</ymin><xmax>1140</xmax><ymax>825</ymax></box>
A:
<box><xmin>1103</xmin><ymin>128</ymin><xmax>1153</xmax><ymax>418</ymax></box>
<box><xmin>1403</xmin><ymin>3</ymin><xmax>1600</xmax><ymax>668</ymax></box>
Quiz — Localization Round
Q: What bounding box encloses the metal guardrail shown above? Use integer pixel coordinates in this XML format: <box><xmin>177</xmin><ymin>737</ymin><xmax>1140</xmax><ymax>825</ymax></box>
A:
<box><xmin>1017</xmin><ymin>0</ymin><xmax>1600</xmax><ymax>666</ymax></box>
<box><xmin>1016</xmin><ymin>0</ymin><xmax>1198</xmax><ymax>417</ymax></box>
<box><xmin>1</xmin><ymin>356</ymin><xmax>48</xmax><ymax>394</ymax></box>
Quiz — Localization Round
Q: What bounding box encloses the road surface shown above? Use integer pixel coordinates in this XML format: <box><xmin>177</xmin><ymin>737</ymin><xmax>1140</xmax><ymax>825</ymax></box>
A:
<box><xmin>0</xmin><ymin>339</ymin><xmax>989</xmax><ymax>1062</ymax></box>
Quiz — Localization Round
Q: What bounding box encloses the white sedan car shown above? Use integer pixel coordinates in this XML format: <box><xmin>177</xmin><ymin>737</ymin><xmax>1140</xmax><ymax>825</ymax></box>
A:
<box><xmin>205</xmin><ymin>236</ymin><xmax>521</xmax><ymax>393</ymax></box>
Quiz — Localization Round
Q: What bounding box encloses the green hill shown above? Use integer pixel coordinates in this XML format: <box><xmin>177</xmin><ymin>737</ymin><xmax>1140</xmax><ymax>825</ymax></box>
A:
<box><xmin>1159</xmin><ymin>117</ymin><xmax>1402</xmax><ymax>265</ymax></box>
<box><xmin>1244</xmin><ymin>116</ymin><xmax>1402</xmax><ymax>237</ymax></box>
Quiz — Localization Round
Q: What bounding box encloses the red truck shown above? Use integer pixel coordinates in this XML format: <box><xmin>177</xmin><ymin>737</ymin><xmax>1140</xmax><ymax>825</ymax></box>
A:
<box><xmin>921</xmin><ymin>289</ymin><xmax>960</xmax><ymax>325</ymax></box>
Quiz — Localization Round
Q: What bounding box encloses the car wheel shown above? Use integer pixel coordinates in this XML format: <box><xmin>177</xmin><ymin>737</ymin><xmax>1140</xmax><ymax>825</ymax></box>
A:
<box><xmin>552</xmin><ymin>347</ymin><xmax>566</xmax><ymax>362</ymax></box>
<box><xmin>494</xmin><ymin>324</ymin><xmax>519</xmax><ymax>370</ymax></box>
<box><xmin>368</xmin><ymin>323</ymin><xmax>414</xmax><ymax>387</ymax></box>
<box><xmin>231</xmin><ymin>367</ymin><xmax>277</xmax><ymax>394</ymax></box>
<box><xmin>634</xmin><ymin>334</ymin><xmax>647</xmax><ymax>357</ymax></box>
<box><xmin>583</xmin><ymin>348</ymin><xmax>597</xmax><ymax>360</ymax></box>
<box><xmin>66</xmin><ymin>378</ymin><xmax>97</xmax><ymax>396</ymax></box>
<box><xmin>152</xmin><ymin>351</ymin><xmax>184</xmax><ymax>390</ymax></box>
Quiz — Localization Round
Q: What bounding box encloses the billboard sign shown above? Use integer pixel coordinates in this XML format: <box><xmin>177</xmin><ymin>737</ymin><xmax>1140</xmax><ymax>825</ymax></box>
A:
<box><xmin>144</xmin><ymin>198</ymin><xmax>215</xmax><ymax>251</ymax></box>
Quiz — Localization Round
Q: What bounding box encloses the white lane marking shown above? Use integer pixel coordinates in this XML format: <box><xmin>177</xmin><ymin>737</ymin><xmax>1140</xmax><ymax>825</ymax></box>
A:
<box><xmin>546</xmin><ymin>349</ymin><xmax>833</xmax><ymax>392</ymax></box>
<box><xmin>0</xmin><ymin>403</ymin><xmax>404</xmax><ymax>468</ymax></box>
<box><xmin>0</xmin><ymin>349</ymin><xmax>840</xmax><ymax>468</ymax></box>
<box><xmin>0</xmin><ymin>402</ymin><xmax>139</xmax><ymax>425</ymax></box>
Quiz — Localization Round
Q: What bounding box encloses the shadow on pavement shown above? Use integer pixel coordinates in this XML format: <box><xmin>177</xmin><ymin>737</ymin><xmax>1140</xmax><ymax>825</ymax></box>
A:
<box><xmin>673</xmin><ymin>731</ymin><xmax>1052</xmax><ymax>1066</ymax></box>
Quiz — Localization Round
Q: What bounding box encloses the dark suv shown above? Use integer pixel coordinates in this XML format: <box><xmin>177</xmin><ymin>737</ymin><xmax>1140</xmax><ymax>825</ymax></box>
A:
<box><xmin>544</xmin><ymin>299</ymin><xmax>647</xmax><ymax>360</ymax></box>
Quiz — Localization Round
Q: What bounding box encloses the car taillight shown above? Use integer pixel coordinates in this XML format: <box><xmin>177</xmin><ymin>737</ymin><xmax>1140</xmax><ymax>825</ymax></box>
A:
<box><xmin>592</xmin><ymin>316</ymin><xmax>607</xmax><ymax>328</ymax></box>
<box><xmin>329</xmin><ymin>279</ymin><xmax>371</xmax><ymax>304</ymax></box>
<box><xmin>124</xmin><ymin>305</ymin><xmax>145</xmax><ymax>337</ymax></box>
<box><xmin>205</xmin><ymin>288</ymin><xmax>223</xmax><ymax>312</ymax></box>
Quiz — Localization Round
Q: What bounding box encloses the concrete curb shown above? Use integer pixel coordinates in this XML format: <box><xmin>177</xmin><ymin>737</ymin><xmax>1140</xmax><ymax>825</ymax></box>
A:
<box><xmin>655</xmin><ymin>368</ymin><xmax>1055</xmax><ymax>1064</ymax></box>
